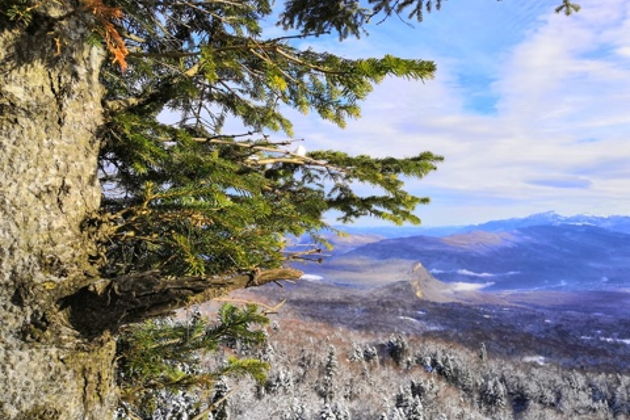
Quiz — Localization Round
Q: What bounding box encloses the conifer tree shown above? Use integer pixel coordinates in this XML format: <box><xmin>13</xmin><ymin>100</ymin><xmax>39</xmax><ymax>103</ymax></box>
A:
<box><xmin>387</xmin><ymin>334</ymin><xmax>410</xmax><ymax>366</ymax></box>
<box><xmin>0</xmin><ymin>0</ymin><xmax>443</xmax><ymax>415</ymax></box>
<box><xmin>318</xmin><ymin>345</ymin><xmax>339</xmax><ymax>403</ymax></box>
<box><xmin>479</xmin><ymin>376</ymin><xmax>507</xmax><ymax>414</ymax></box>
<box><xmin>281</xmin><ymin>398</ymin><xmax>309</xmax><ymax>420</ymax></box>
<box><xmin>479</xmin><ymin>343</ymin><xmax>488</xmax><ymax>362</ymax></box>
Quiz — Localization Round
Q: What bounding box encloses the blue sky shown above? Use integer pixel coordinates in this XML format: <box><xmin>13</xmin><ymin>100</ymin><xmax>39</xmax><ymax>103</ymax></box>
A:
<box><xmin>159</xmin><ymin>1</ymin><xmax>630</xmax><ymax>227</ymax></box>
<box><xmin>269</xmin><ymin>0</ymin><xmax>630</xmax><ymax>226</ymax></box>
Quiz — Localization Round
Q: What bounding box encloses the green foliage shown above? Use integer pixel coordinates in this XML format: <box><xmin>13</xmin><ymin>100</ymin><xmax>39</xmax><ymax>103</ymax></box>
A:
<box><xmin>223</xmin><ymin>355</ymin><xmax>269</xmax><ymax>384</ymax></box>
<box><xmin>281</xmin><ymin>0</ymin><xmax>445</xmax><ymax>39</ymax></box>
<box><xmin>282</xmin><ymin>0</ymin><xmax>580</xmax><ymax>40</ymax></box>
<box><xmin>116</xmin><ymin>304</ymin><xmax>270</xmax><ymax>415</ymax></box>
<box><xmin>555</xmin><ymin>0</ymin><xmax>581</xmax><ymax>16</ymax></box>
<box><xmin>90</xmin><ymin>0</ymin><xmax>578</xmax><ymax>281</ymax></box>
<box><xmin>1</xmin><ymin>0</ymin><xmax>36</xmax><ymax>25</ymax></box>
<box><xmin>94</xmin><ymin>0</ymin><xmax>444</xmax><ymax>280</ymax></box>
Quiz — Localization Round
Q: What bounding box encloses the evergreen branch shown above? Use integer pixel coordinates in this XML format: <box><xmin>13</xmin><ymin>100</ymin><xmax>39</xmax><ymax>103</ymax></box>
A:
<box><xmin>61</xmin><ymin>268</ymin><xmax>302</xmax><ymax>334</ymax></box>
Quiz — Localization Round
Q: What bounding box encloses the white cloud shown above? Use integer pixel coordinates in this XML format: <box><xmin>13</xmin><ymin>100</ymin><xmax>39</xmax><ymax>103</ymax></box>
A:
<box><xmin>450</xmin><ymin>281</ymin><xmax>495</xmax><ymax>291</ymax></box>
<box><xmin>287</xmin><ymin>0</ymin><xmax>630</xmax><ymax>225</ymax></box>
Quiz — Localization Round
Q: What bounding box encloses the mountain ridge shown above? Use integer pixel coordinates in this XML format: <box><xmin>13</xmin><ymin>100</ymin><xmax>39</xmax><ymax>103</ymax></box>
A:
<box><xmin>305</xmin><ymin>223</ymin><xmax>630</xmax><ymax>291</ymax></box>
<box><xmin>336</xmin><ymin>211</ymin><xmax>630</xmax><ymax>238</ymax></box>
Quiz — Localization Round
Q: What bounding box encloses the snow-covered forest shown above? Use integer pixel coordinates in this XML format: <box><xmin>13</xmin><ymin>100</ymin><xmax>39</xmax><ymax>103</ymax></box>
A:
<box><xmin>116</xmin><ymin>312</ymin><xmax>629</xmax><ymax>419</ymax></box>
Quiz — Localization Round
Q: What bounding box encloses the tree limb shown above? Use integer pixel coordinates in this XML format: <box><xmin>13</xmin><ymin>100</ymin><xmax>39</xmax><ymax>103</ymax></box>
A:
<box><xmin>59</xmin><ymin>267</ymin><xmax>302</xmax><ymax>337</ymax></box>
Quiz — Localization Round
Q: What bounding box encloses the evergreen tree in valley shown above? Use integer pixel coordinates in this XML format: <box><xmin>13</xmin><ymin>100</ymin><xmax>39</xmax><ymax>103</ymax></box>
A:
<box><xmin>318</xmin><ymin>345</ymin><xmax>339</xmax><ymax>403</ymax></box>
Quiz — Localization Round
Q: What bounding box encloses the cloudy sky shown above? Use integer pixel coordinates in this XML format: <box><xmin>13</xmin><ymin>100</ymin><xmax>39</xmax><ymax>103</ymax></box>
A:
<box><xmin>275</xmin><ymin>0</ymin><xmax>630</xmax><ymax>226</ymax></box>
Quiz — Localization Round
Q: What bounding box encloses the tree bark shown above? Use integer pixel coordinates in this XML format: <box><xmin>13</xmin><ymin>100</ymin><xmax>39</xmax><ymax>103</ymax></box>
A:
<box><xmin>61</xmin><ymin>268</ymin><xmax>303</xmax><ymax>335</ymax></box>
<box><xmin>0</xmin><ymin>3</ymin><xmax>116</xmax><ymax>419</ymax></box>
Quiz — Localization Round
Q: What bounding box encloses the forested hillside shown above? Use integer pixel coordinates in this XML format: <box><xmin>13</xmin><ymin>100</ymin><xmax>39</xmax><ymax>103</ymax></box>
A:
<box><xmin>115</xmin><ymin>310</ymin><xmax>629</xmax><ymax>419</ymax></box>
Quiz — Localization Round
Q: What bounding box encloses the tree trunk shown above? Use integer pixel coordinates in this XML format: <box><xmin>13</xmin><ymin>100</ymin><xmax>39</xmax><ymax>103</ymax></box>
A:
<box><xmin>0</xmin><ymin>3</ymin><xmax>115</xmax><ymax>419</ymax></box>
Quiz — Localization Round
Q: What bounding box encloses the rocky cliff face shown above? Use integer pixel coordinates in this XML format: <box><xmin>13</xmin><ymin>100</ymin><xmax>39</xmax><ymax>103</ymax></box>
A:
<box><xmin>409</xmin><ymin>262</ymin><xmax>446</xmax><ymax>300</ymax></box>
<box><xmin>407</xmin><ymin>262</ymin><xmax>507</xmax><ymax>305</ymax></box>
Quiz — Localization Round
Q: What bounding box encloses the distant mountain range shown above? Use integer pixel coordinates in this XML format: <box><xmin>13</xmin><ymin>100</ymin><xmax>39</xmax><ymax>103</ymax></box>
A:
<box><xmin>297</xmin><ymin>212</ymin><xmax>630</xmax><ymax>292</ymax></box>
<box><xmin>336</xmin><ymin>211</ymin><xmax>630</xmax><ymax>238</ymax></box>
